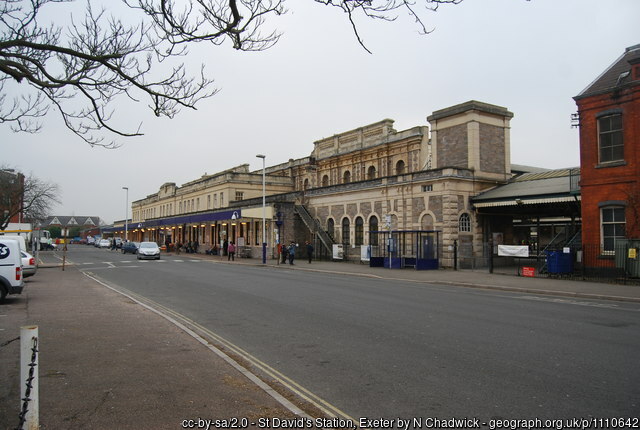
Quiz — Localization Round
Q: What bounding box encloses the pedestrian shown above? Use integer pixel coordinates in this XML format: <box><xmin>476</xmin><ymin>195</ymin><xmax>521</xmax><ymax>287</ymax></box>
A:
<box><xmin>281</xmin><ymin>243</ymin><xmax>288</xmax><ymax>264</ymax></box>
<box><xmin>176</xmin><ymin>241</ymin><xmax>182</xmax><ymax>255</ymax></box>
<box><xmin>227</xmin><ymin>241</ymin><xmax>236</xmax><ymax>261</ymax></box>
<box><xmin>288</xmin><ymin>242</ymin><xmax>297</xmax><ymax>265</ymax></box>
<box><xmin>223</xmin><ymin>239</ymin><xmax>228</xmax><ymax>257</ymax></box>
<box><xmin>306</xmin><ymin>241</ymin><xmax>314</xmax><ymax>263</ymax></box>
<box><xmin>194</xmin><ymin>240</ymin><xmax>199</xmax><ymax>254</ymax></box>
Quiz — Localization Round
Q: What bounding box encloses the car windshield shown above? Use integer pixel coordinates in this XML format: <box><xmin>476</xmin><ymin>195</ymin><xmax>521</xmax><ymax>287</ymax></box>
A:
<box><xmin>140</xmin><ymin>243</ymin><xmax>157</xmax><ymax>248</ymax></box>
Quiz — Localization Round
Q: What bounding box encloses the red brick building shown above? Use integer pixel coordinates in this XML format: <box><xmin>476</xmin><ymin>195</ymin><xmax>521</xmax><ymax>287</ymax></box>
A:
<box><xmin>574</xmin><ymin>44</ymin><xmax>640</xmax><ymax>260</ymax></box>
<box><xmin>0</xmin><ymin>169</ymin><xmax>26</xmax><ymax>228</ymax></box>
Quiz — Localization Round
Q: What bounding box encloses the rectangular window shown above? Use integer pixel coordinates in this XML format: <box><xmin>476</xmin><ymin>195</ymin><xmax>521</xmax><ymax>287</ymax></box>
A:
<box><xmin>422</xmin><ymin>185</ymin><xmax>433</xmax><ymax>192</ymax></box>
<box><xmin>220</xmin><ymin>193</ymin><xmax>224</xmax><ymax>207</ymax></box>
<box><xmin>601</xmin><ymin>207</ymin><xmax>625</xmax><ymax>253</ymax></box>
<box><xmin>235</xmin><ymin>191</ymin><xmax>244</xmax><ymax>201</ymax></box>
<box><xmin>598</xmin><ymin>114</ymin><xmax>623</xmax><ymax>163</ymax></box>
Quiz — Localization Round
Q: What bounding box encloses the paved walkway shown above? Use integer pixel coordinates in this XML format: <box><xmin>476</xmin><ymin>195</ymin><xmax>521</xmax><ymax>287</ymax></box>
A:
<box><xmin>2</xmin><ymin>249</ymin><xmax>639</xmax><ymax>429</ymax></box>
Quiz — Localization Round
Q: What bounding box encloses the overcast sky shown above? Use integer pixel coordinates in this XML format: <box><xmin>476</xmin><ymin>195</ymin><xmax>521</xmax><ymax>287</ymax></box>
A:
<box><xmin>3</xmin><ymin>0</ymin><xmax>639</xmax><ymax>224</ymax></box>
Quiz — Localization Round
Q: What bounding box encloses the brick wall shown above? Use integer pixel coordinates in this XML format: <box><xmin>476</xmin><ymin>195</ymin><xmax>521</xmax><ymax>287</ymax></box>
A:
<box><xmin>479</xmin><ymin>124</ymin><xmax>506</xmax><ymax>174</ymax></box>
<box><xmin>436</xmin><ymin>124</ymin><xmax>468</xmax><ymax>168</ymax></box>
<box><xmin>576</xmin><ymin>85</ymin><xmax>640</xmax><ymax>245</ymax></box>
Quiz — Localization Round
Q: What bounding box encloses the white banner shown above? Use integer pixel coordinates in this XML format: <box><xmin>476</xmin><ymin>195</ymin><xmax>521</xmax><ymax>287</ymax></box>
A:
<box><xmin>361</xmin><ymin>245</ymin><xmax>371</xmax><ymax>262</ymax></box>
<box><xmin>497</xmin><ymin>245</ymin><xmax>529</xmax><ymax>257</ymax></box>
<box><xmin>332</xmin><ymin>244</ymin><xmax>344</xmax><ymax>260</ymax></box>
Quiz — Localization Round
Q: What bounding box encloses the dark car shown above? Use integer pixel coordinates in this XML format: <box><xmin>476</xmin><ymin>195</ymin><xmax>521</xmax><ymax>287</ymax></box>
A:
<box><xmin>121</xmin><ymin>241</ymin><xmax>140</xmax><ymax>254</ymax></box>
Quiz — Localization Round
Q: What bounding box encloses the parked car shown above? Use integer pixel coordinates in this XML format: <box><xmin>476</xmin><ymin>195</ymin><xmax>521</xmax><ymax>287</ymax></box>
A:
<box><xmin>21</xmin><ymin>251</ymin><xmax>37</xmax><ymax>278</ymax></box>
<box><xmin>0</xmin><ymin>238</ymin><xmax>24</xmax><ymax>302</ymax></box>
<box><xmin>98</xmin><ymin>239</ymin><xmax>111</xmax><ymax>248</ymax></box>
<box><xmin>122</xmin><ymin>241</ymin><xmax>140</xmax><ymax>254</ymax></box>
<box><xmin>137</xmin><ymin>242</ymin><xmax>161</xmax><ymax>260</ymax></box>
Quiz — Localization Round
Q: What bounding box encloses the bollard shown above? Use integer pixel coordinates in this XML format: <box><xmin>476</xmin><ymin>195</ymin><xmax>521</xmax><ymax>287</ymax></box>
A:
<box><xmin>19</xmin><ymin>325</ymin><xmax>39</xmax><ymax>430</ymax></box>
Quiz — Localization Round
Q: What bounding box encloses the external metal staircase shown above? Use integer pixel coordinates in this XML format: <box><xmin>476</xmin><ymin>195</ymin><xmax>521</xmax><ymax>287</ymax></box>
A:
<box><xmin>294</xmin><ymin>205</ymin><xmax>335</xmax><ymax>253</ymax></box>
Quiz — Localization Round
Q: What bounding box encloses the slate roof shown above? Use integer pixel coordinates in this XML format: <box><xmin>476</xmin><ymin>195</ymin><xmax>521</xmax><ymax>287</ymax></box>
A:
<box><xmin>43</xmin><ymin>216</ymin><xmax>102</xmax><ymax>227</ymax></box>
<box><xmin>472</xmin><ymin>168</ymin><xmax>580</xmax><ymax>207</ymax></box>
<box><xmin>574</xmin><ymin>44</ymin><xmax>640</xmax><ymax>100</ymax></box>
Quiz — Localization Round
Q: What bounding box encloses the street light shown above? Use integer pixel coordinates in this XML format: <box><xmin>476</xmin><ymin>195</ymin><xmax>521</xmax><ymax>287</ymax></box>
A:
<box><xmin>122</xmin><ymin>187</ymin><xmax>129</xmax><ymax>242</ymax></box>
<box><xmin>256</xmin><ymin>154</ymin><xmax>266</xmax><ymax>264</ymax></box>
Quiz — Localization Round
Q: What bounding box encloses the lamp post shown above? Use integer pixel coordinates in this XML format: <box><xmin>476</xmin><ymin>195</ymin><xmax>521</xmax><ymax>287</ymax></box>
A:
<box><xmin>256</xmin><ymin>154</ymin><xmax>266</xmax><ymax>264</ymax></box>
<box><xmin>122</xmin><ymin>187</ymin><xmax>129</xmax><ymax>242</ymax></box>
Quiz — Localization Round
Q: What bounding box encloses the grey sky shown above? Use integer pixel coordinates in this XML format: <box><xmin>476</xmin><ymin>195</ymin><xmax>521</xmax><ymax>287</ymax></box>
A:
<box><xmin>3</xmin><ymin>0</ymin><xmax>639</xmax><ymax>224</ymax></box>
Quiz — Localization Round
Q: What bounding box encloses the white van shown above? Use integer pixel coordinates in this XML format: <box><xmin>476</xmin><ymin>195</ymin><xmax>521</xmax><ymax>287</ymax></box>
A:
<box><xmin>0</xmin><ymin>234</ymin><xmax>27</xmax><ymax>254</ymax></box>
<box><xmin>0</xmin><ymin>237</ymin><xmax>25</xmax><ymax>302</ymax></box>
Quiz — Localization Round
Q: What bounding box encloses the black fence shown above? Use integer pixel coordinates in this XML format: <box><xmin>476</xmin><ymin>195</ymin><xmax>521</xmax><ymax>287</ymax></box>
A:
<box><xmin>489</xmin><ymin>241</ymin><xmax>640</xmax><ymax>285</ymax></box>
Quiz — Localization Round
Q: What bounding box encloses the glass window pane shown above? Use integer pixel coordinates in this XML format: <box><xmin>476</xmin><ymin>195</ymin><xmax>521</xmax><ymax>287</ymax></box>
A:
<box><xmin>611</xmin><ymin>145</ymin><xmax>624</xmax><ymax>161</ymax></box>
<box><xmin>611</xmin><ymin>114</ymin><xmax>622</xmax><ymax>130</ymax></box>
<box><xmin>602</xmin><ymin>208</ymin><xmax>613</xmax><ymax>222</ymax></box>
<box><xmin>613</xmin><ymin>208</ymin><xmax>625</xmax><ymax>222</ymax></box>
<box><xmin>603</xmin><ymin>224</ymin><xmax>615</xmax><ymax>236</ymax></box>
<box><xmin>604</xmin><ymin>237</ymin><xmax>614</xmax><ymax>251</ymax></box>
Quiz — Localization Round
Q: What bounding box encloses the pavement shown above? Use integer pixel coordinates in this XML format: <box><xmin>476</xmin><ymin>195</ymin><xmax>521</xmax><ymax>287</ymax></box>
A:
<box><xmin>2</xmin><ymin>249</ymin><xmax>640</xmax><ymax>429</ymax></box>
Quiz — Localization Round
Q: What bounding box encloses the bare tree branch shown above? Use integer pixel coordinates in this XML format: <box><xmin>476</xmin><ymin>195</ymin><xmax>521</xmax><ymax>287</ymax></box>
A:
<box><xmin>1</xmin><ymin>0</ymin><xmax>465</xmax><ymax>147</ymax></box>
<box><xmin>0</xmin><ymin>167</ymin><xmax>61</xmax><ymax>230</ymax></box>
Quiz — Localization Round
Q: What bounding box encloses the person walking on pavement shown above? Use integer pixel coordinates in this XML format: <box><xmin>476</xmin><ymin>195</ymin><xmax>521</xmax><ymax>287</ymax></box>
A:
<box><xmin>281</xmin><ymin>243</ymin><xmax>288</xmax><ymax>264</ymax></box>
<box><xmin>306</xmin><ymin>241</ymin><xmax>314</xmax><ymax>263</ymax></box>
<box><xmin>227</xmin><ymin>241</ymin><xmax>236</xmax><ymax>261</ymax></box>
<box><xmin>288</xmin><ymin>242</ymin><xmax>297</xmax><ymax>265</ymax></box>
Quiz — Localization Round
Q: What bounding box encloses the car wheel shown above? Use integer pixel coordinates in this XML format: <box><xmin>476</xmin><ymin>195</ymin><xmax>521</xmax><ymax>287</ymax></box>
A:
<box><xmin>0</xmin><ymin>285</ymin><xmax>7</xmax><ymax>303</ymax></box>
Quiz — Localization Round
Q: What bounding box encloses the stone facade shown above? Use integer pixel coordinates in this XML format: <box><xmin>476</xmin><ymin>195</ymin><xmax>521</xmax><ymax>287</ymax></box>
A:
<box><xmin>131</xmin><ymin>100</ymin><xmax>514</xmax><ymax>267</ymax></box>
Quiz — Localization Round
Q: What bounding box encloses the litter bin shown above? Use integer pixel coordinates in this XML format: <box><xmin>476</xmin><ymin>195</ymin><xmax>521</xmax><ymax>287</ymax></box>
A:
<box><xmin>546</xmin><ymin>250</ymin><xmax>574</xmax><ymax>274</ymax></box>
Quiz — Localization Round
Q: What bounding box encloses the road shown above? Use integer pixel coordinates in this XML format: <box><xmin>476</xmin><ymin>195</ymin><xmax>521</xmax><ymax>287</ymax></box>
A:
<box><xmin>53</xmin><ymin>245</ymin><xmax>640</xmax><ymax>421</ymax></box>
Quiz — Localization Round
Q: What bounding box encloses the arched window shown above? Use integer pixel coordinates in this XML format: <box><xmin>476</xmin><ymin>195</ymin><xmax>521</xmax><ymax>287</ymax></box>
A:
<box><xmin>343</xmin><ymin>170</ymin><xmax>351</xmax><ymax>184</ymax></box>
<box><xmin>303</xmin><ymin>178</ymin><xmax>309</xmax><ymax>190</ymax></box>
<box><xmin>327</xmin><ymin>218</ymin><xmax>335</xmax><ymax>240</ymax></box>
<box><xmin>459</xmin><ymin>213</ymin><xmax>471</xmax><ymax>233</ymax></box>
<box><xmin>367</xmin><ymin>166</ymin><xmax>376</xmax><ymax>180</ymax></box>
<box><xmin>369</xmin><ymin>216</ymin><xmax>379</xmax><ymax>246</ymax></box>
<box><xmin>421</xmin><ymin>214</ymin><xmax>434</xmax><ymax>230</ymax></box>
<box><xmin>355</xmin><ymin>217</ymin><xmax>364</xmax><ymax>246</ymax></box>
<box><xmin>342</xmin><ymin>217</ymin><xmax>350</xmax><ymax>245</ymax></box>
<box><xmin>322</xmin><ymin>175</ymin><xmax>329</xmax><ymax>187</ymax></box>
<box><xmin>396</xmin><ymin>160</ymin><xmax>406</xmax><ymax>175</ymax></box>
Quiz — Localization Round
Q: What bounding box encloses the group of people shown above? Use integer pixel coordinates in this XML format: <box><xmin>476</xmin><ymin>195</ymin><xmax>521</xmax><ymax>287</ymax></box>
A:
<box><xmin>160</xmin><ymin>238</ymin><xmax>315</xmax><ymax>264</ymax></box>
<box><xmin>280</xmin><ymin>241</ymin><xmax>314</xmax><ymax>265</ymax></box>
<box><xmin>172</xmin><ymin>240</ymin><xmax>199</xmax><ymax>254</ymax></box>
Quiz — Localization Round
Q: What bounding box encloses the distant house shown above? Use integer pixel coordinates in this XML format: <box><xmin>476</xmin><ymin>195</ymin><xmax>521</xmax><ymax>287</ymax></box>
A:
<box><xmin>573</xmin><ymin>44</ymin><xmax>640</xmax><ymax>257</ymax></box>
<box><xmin>42</xmin><ymin>216</ymin><xmax>103</xmax><ymax>228</ymax></box>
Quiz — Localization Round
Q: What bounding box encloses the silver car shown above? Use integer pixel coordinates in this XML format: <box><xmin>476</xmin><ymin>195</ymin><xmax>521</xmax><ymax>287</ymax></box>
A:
<box><xmin>137</xmin><ymin>241</ymin><xmax>161</xmax><ymax>260</ymax></box>
<box><xmin>21</xmin><ymin>251</ymin><xmax>37</xmax><ymax>278</ymax></box>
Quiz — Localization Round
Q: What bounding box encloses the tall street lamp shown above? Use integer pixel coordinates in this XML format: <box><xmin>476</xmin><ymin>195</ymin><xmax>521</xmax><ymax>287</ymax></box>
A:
<box><xmin>122</xmin><ymin>186</ymin><xmax>129</xmax><ymax>242</ymax></box>
<box><xmin>256</xmin><ymin>154</ymin><xmax>266</xmax><ymax>264</ymax></box>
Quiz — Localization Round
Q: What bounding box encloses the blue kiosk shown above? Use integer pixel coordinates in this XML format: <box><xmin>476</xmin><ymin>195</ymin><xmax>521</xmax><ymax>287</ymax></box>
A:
<box><xmin>368</xmin><ymin>230</ymin><xmax>440</xmax><ymax>270</ymax></box>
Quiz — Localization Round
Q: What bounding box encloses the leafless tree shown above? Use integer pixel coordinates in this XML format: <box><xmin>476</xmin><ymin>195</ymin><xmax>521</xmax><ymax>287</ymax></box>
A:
<box><xmin>1</xmin><ymin>168</ymin><xmax>61</xmax><ymax>231</ymax></box>
<box><xmin>1</xmin><ymin>0</ymin><xmax>463</xmax><ymax>148</ymax></box>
